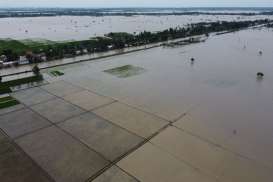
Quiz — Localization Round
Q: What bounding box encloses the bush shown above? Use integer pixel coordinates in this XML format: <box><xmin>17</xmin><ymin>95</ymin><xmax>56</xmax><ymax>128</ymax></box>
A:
<box><xmin>32</xmin><ymin>65</ymin><xmax>40</xmax><ymax>76</ymax></box>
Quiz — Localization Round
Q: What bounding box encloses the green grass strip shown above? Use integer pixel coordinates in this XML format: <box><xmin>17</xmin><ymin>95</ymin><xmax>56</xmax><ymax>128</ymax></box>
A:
<box><xmin>0</xmin><ymin>96</ymin><xmax>14</xmax><ymax>103</ymax></box>
<box><xmin>50</xmin><ymin>70</ymin><xmax>64</xmax><ymax>77</ymax></box>
<box><xmin>3</xmin><ymin>75</ymin><xmax>43</xmax><ymax>87</ymax></box>
<box><xmin>0</xmin><ymin>75</ymin><xmax>43</xmax><ymax>94</ymax></box>
<box><xmin>0</xmin><ymin>99</ymin><xmax>20</xmax><ymax>109</ymax></box>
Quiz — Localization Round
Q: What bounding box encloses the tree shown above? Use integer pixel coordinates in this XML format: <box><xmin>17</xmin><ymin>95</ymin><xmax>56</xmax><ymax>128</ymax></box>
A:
<box><xmin>2</xmin><ymin>49</ymin><xmax>18</xmax><ymax>62</ymax></box>
<box><xmin>32</xmin><ymin>65</ymin><xmax>40</xmax><ymax>76</ymax></box>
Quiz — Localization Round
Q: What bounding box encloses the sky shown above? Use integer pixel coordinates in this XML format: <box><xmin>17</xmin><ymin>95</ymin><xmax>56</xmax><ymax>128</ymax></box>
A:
<box><xmin>1</xmin><ymin>0</ymin><xmax>273</xmax><ymax>8</ymax></box>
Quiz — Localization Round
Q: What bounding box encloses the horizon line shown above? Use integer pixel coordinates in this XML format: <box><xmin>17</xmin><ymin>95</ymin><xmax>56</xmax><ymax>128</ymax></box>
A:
<box><xmin>1</xmin><ymin>6</ymin><xmax>273</xmax><ymax>9</ymax></box>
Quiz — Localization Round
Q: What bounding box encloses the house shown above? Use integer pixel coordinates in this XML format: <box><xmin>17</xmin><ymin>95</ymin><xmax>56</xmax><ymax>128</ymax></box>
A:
<box><xmin>26</xmin><ymin>52</ymin><xmax>47</xmax><ymax>63</ymax></box>
<box><xmin>40</xmin><ymin>55</ymin><xmax>47</xmax><ymax>62</ymax></box>
<box><xmin>19</xmin><ymin>56</ymin><xmax>29</xmax><ymax>65</ymax></box>
<box><xmin>0</xmin><ymin>55</ymin><xmax>7</xmax><ymax>62</ymax></box>
<box><xmin>75</xmin><ymin>50</ymin><xmax>81</xmax><ymax>55</ymax></box>
<box><xmin>37</xmin><ymin>53</ymin><xmax>47</xmax><ymax>62</ymax></box>
<box><xmin>2</xmin><ymin>61</ymin><xmax>14</xmax><ymax>68</ymax></box>
<box><xmin>82</xmin><ymin>49</ymin><xmax>88</xmax><ymax>54</ymax></box>
<box><xmin>107</xmin><ymin>45</ymin><xmax>114</xmax><ymax>49</ymax></box>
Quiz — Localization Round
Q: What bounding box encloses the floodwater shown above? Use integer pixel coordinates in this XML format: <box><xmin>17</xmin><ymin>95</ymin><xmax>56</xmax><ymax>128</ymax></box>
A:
<box><xmin>0</xmin><ymin>15</ymin><xmax>272</xmax><ymax>41</ymax></box>
<box><xmin>0</xmin><ymin>43</ymin><xmax>159</xmax><ymax>77</ymax></box>
<box><xmin>43</xmin><ymin>27</ymin><xmax>273</xmax><ymax>168</ymax></box>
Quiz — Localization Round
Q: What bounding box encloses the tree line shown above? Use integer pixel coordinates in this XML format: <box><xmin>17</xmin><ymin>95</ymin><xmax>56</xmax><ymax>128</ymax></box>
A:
<box><xmin>0</xmin><ymin>19</ymin><xmax>271</xmax><ymax>64</ymax></box>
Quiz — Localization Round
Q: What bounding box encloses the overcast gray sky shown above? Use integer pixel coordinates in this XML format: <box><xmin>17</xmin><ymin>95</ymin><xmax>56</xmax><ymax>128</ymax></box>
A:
<box><xmin>2</xmin><ymin>0</ymin><xmax>273</xmax><ymax>8</ymax></box>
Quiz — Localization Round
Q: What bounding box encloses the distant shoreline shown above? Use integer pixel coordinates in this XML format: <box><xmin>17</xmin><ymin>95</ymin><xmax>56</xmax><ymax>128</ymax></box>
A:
<box><xmin>1</xmin><ymin>12</ymin><xmax>273</xmax><ymax>18</ymax></box>
<box><xmin>1</xmin><ymin>7</ymin><xmax>273</xmax><ymax>18</ymax></box>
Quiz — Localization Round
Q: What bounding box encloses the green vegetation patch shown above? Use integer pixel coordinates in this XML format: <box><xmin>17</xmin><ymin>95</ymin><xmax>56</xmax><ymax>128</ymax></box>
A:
<box><xmin>104</xmin><ymin>65</ymin><xmax>146</xmax><ymax>78</ymax></box>
<box><xmin>0</xmin><ymin>75</ymin><xmax>43</xmax><ymax>94</ymax></box>
<box><xmin>0</xmin><ymin>85</ymin><xmax>12</xmax><ymax>95</ymax></box>
<box><xmin>0</xmin><ymin>96</ymin><xmax>20</xmax><ymax>110</ymax></box>
<box><xmin>0</xmin><ymin>39</ymin><xmax>29</xmax><ymax>55</ymax></box>
<box><xmin>0</xmin><ymin>38</ymin><xmax>56</xmax><ymax>58</ymax></box>
<box><xmin>20</xmin><ymin>39</ymin><xmax>56</xmax><ymax>46</ymax></box>
<box><xmin>0</xmin><ymin>96</ymin><xmax>14</xmax><ymax>103</ymax></box>
<box><xmin>50</xmin><ymin>70</ymin><xmax>65</xmax><ymax>77</ymax></box>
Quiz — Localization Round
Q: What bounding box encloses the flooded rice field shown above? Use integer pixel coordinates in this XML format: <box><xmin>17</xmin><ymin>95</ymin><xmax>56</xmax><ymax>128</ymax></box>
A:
<box><xmin>0</xmin><ymin>15</ymin><xmax>272</xmax><ymax>41</ymax></box>
<box><xmin>43</xmin><ymin>27</ymin><xmax>273</xmax><ymax>168</ymax></box>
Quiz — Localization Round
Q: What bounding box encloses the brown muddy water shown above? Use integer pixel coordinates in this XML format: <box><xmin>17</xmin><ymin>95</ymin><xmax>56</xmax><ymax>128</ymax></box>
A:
<box><xmin>43</xmin><ymin>27</ymin><xmax>273</xmax><ymax>168</ymax></box>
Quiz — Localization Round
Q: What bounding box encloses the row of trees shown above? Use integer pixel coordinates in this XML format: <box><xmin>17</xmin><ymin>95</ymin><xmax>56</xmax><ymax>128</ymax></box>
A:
<box><xmin>108</xmin><ymin>19</ymin><xmax>271</xmax><ymax>46</ymax></box>
<box><xmin>1</xmin><ymin>19</ymin><xmax>271</xmax><ymax>64</ymax></box>
<box><xmin>266</xmin><ymin>23</ymin><xmax>273</xmax><ymax>28</ymax></box>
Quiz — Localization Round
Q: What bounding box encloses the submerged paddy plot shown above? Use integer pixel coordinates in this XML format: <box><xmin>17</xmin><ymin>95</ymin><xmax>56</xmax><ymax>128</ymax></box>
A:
<box><xmin>104</xmin><ymin>65</ymin><xmax>146</xmax><ymax>78</ymax></box>
<box><xmin>50</xmin><ymin>70</ymin><xmax>65</xmax><ymax>77</ymax></box>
